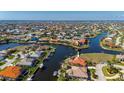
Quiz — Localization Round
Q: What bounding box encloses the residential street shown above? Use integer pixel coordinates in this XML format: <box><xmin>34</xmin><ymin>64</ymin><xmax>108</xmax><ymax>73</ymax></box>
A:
<box><xmin>95</xmin><ymin>63</ymin><xmax>124</xmax><ymax>81</ymax></box>
<box><xmin>96</xmin><ymin>63</ymin><xmax>106</xmax><ymax>81</ymax></box>
<box><xmin>114</xmin><ymin>64</ymin><xmax>124</xmax><ymax>70</ymax></box>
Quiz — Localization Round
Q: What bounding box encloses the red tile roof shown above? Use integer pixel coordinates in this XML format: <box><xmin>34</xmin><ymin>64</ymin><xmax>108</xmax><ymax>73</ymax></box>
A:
<box><xmin>79</xmin><ymin>39</ymin><xmax>86</xmax><ymax>43</ymax></box>
<box><xmin>0</xmin><ymin>66</ymin><xmax>21</xmax><ymax>79</ymax></box>
<box><xmin>70</xmin><ymin>56</ymin><xmax>86</xmax><ymax>66</ymax></box>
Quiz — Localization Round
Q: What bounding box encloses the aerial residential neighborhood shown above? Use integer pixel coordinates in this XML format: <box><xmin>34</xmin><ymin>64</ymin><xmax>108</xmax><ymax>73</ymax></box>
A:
<box><xmin>0</xmin><ymin>12</ymin><xmax>124</xmax><ymax>81</ymax></box>
<box><xmin>0</xmin><ymin>20</ymin><xmax>124</xmax><ymax>81</ymax></box>
<box><xmin>1</xmin><ymin>0</ymin><xmax>124</xmax><ymax>92</ymax></box>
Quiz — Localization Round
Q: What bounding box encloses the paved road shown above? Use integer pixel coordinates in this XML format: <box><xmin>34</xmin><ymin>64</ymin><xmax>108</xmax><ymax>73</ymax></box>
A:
<box><xmin>114</xmin><ymin>64</ymin><xmax>124</xmax><ymax>70</ymax></box>
<box><xmin>95</xmin><ymin>64</ymin><xmax>124</xmax><ymax>80</ymax></box>
<box><xmin>114</xmin><ymin>64</ymin><xmax>124</xmax><ymax>75</ymax></box>
<box><xmin>96</xmin><ymin>63</ymin><xmax>106</xmax><ymax>81</ymax></box>
<box><xmin>103</xmin><ymin>64</ymin><xmax>124</xmax><ymax>80</ymax></box>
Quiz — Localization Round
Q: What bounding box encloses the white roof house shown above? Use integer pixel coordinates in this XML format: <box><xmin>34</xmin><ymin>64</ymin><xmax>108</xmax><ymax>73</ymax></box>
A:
<box><xmin>116</xmin><ymin>54</ymin><xmax>124</xmax><ymax>61</ymax></box>
<box><xmin>29</xmin><ymin>51</ymin><xmax>43</xmax><ymax>58</ymax></box>
<box><xmin>104</xmin><ymin>37</ymin><xmax>112</xmax><ymax>41</ymax></box>
<box><xmin>0</xmin><ymin>50</ymin><xmax>7</xmax><ymax>57</ymax></box>
<box><xmin>17</xmin><ymin>58</ymin><xmax>35</xmax><ymax>66</ymax></box>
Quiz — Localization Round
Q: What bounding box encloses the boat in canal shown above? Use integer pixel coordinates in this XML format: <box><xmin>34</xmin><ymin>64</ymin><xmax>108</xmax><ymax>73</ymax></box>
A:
<box><xmin>53</xmin><ymin>71</ymin><xmax>58</xmax><ymax>76</ymax></box>
<box><xmin>39</xmin><ymin>63</ymin><xmax>44</xmax><ymax>68</ymax></box>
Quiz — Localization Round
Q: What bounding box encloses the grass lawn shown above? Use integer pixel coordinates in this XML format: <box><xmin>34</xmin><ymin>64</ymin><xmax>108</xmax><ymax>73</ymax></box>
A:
<box><xmin>116</xmin><ymin>63</ymin><xmax>124</xmax><ymax>66</ymax></box>
<box><xmin>0</xmin><ymin>62</ymin><xmax>5</xmax><ymax>66</ymax></box>
<box><xmin>13</xmin><ymin>51</ymin><xmax>19</xmax><ymax>54</ymax></box>
<box><xmin>80</xmin><ymin>53</ymin><xmax>114</xmax><ymax>64</ymax></box>
<box><xmin>89</xmin><ymin>68</ymin><xmax>98</xmax><ymax>80</ymax></box>
<box><xmin>15</xmin><ymin>45</ymin><xmax>29</xmax><ymax>51</ymax></box>
<box><xmin>7</xmin><ymin>55</ymin><xmax>15</xmax><ymax>59</ymax></box>
<box><xmin>102</xmin><ymin>66</ymin><xmax>117</xmax><ymax>77</ymax></box>
<box><xmin>12</xmin><ymin>58</ymin><xmax>21</xmax><ymax>65</ymax></box>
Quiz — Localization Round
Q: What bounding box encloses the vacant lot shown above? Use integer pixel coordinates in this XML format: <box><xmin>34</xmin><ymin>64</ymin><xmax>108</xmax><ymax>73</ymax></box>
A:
<box><xmin>80</xmin><ymin>53</ymin><xmax>114</xmax><ymax>64</ymax></box>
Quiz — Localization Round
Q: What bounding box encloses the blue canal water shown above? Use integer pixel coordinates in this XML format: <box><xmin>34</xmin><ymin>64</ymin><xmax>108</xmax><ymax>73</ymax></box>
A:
<box><xmin>32</xmin><ymin>32</ymin><xmax>121</xmax><ymax>81</ymax></box>
<box><xmin>0</xmin><ymin>33</ymin><xmax>122</xmax><ymax>81</ymax></box>
<box><xmin>81</xmin><ymin>32</ymin><xmax>121</xmax><ymax>54</ymax></box>
<box><xmin>0</xmin><ymin>43</ymin><xmax>23</xmax><ymax>51</ymax></box>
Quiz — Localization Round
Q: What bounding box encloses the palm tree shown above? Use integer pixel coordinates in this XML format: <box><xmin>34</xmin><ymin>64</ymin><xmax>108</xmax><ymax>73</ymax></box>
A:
<box><xmin>119</xmin><ymin>72</ymin><xmax>123</xmax><ymax>80</ymax></box>
<box><xmin>107</xmin><ymin>61</ymin><xmax>112</xmax><ymax>67</ymax></box>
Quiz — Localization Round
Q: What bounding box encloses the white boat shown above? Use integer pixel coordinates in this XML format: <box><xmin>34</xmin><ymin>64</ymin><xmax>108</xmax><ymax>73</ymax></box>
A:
<box><xmin>27</xmin><ymin>77</ymin><xmax>32</xmax><ymax>81</ymax></box>
<box><xmin>53</xmin><ymin>71</ymin><xmax>58</xmax><ymax>76</ymax></box>
<box><xmin>27</xmin><ymin>75</ymin><xmax>33</xmax><ymax>81</ymax></box>
<box><xmin>39</xmin><ymin>63</ymin><xmax>44</xmax><ymax>68</ymax></box>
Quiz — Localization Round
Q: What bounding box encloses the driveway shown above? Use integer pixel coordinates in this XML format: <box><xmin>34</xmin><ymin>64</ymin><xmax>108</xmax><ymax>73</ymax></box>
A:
<box><xmin>96</xmin><ymin>63</ymin><xmax>106</xmax><ymax>81</ymax></box>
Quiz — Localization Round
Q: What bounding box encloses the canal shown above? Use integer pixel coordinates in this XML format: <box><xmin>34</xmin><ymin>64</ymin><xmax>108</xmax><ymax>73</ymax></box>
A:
<box><xmin>32</xmin><ymin>32</ymin><xmax>121</xmax><ymax>81</ymax></box>
<box><xmin>0</xmin><ymin>32</ymin><xmax>122</xmax><ymax>81</ymax></box>
<box><xmin>0</xmin><ymin>43</ymin><xmax>23</xmax><ymax>51</ymax></box>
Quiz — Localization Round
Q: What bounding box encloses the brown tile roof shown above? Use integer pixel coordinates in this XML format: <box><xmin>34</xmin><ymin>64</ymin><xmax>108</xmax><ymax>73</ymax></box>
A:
<box><xmin>67</xmin><ymin>66</ymin><xmax>88</xmax><ymax>78</ymax></box>
<box><xmin>79</xmin><ymin>39</ymin><xmax>86</xmax><ymax>43</ymax></box>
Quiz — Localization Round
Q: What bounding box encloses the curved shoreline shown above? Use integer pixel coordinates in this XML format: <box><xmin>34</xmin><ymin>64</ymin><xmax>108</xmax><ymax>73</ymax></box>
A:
<box><xmin>16</xmin><ymin>41</ymin><xmax>89</xmax><ymax>50</ymax></box>
<box><xmin>100</xmin><ymin>39</ymin><xmax>123</xmax><ymax>52</ymax></box>
<box><xmin>0</xmin><ymin>32</ymin><xmax>122</xmax><ymax>81</ymax></box>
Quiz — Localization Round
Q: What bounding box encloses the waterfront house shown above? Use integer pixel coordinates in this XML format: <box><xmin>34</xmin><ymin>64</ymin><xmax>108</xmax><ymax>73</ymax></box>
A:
<box><xmin>104</xmin><ymin>37</ymin><xmax>112</xmax><ymax>42</ymax></box>
<box><xmin>108</xmin><ymin>42</ymin><xmax>115</xmax><ymax>48</ymax></box>
<box><xmin>72</xmin><ymin>40</ymin><xmax>79</xmax><ymax>46</ymax></box>
<box><xmin>50</xmin><ymin>39</ymin><xmax>59</xmax><ymax>43</ymax></box>
<box><xmin>39</xmin><ymin>38</ymin><xmax>49</xmax><ymax>42</ymax></box>
<box><xmin>17</xmin><ymin>58</ymin><xmax>36</xmax><ymax>66</ymax></box>
<box><xmin>0</xmin><ymin>66</ymin><xmax>21</xmax><ymax>80</ymax></box>
<box><xmin>64</xmin><ymin>52</ymin><xmax>88</xmax><ymax>80</ymax></box>
<box><xmin>37</xmin><ymin>46</ymin><xmax>49</xmax><ymax>51</ymax></box>
<box><xmin>116</xmin><ymin>54</ymin><xmax>124</xmax><ymax>62</ymax></box>
<box><xmin>66</xmin><ymin>66</ymin><xmax>88</xmax><ymax>79</ymax></box>
<box><xmin>69</xmin><ymin>52</ymin><xmax>86</xmax><ymax>66</ymax></box>
<box><xmin>29</xmin><ymin>51</ymin><xmax>43</xmax><ymax>58</ymax></box>
<box><xmin>0</xmin><ymin>50</ymin><xmax>7</xmax><ymax>57</ymax></box>
<box><xmin>18</xmin><ymin>53</ymin><xmax>27</xmax><ymax>59</ymax></box>
<box><xmin>107</xmin><ymin>33</ymin><xmax>116</xmax><ymax>38</ymax></box>
<box><xmin>78</xmin><ymin>39</ymin><xmax>87</xmax><ymax>46</ymax></box>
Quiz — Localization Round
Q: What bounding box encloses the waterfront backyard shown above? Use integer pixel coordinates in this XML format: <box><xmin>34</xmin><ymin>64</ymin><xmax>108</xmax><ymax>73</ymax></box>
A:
<box><xmin>0</xmin><ymin>32</ymin><xmax>123</xmax><ymax>81</ymax></box>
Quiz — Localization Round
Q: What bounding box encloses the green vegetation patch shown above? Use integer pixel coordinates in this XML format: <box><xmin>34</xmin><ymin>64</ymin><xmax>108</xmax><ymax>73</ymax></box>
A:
<box><xmin>80</xmin><ymin>53</ymin><xmax>114</xmax><ymax>64</ymax></box>
<box><xmin>116</xmin><ymin>63</ymin><xmax>124</xmax><ymax>66</ymax></box>
<box><xmin>7</xmin><ymin>55</ymin><xmax>15</xmax><ymax>59</ymax></box>
<box><xmin>12</xmin><ymin>58</ymin><xmax>21</xmax><ymax>65</ymax></box>
<box><xmin>0</xmin><ymin>62</ymin><xmax>5</xmax><ymax>66</ymax></box>
<box><xmin>100</xmin><ymin>40</ymin><xmax>123</xmax><ymax>52</ymax></box>
<box><xmin>102</xmin><ymin>66</ymin><xmax>118</xmax><ymax>77</ymax></box>
<box><xmin>89</xmin><ymin>68</ymin><xmax>98</xmax><ymax>80</ymax></box>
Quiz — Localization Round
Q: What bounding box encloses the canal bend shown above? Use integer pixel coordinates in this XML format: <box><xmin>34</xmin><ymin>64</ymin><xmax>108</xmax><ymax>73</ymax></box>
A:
<box><xmin>0</xmin><ymin>33</ymin><xmax>121</xmax><ymax>81</ymax></box>
<box><xmin>32</xmin><ymin>32</ymin><xmax>121</xmax><ymax>81</ymax></box>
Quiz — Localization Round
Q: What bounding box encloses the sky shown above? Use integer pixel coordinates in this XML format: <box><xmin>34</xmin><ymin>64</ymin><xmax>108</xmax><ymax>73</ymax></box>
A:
<box><xmin>0</xmin><ymin>11</ymin><xmax>124</xmax><ymax>20</ymax></box>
